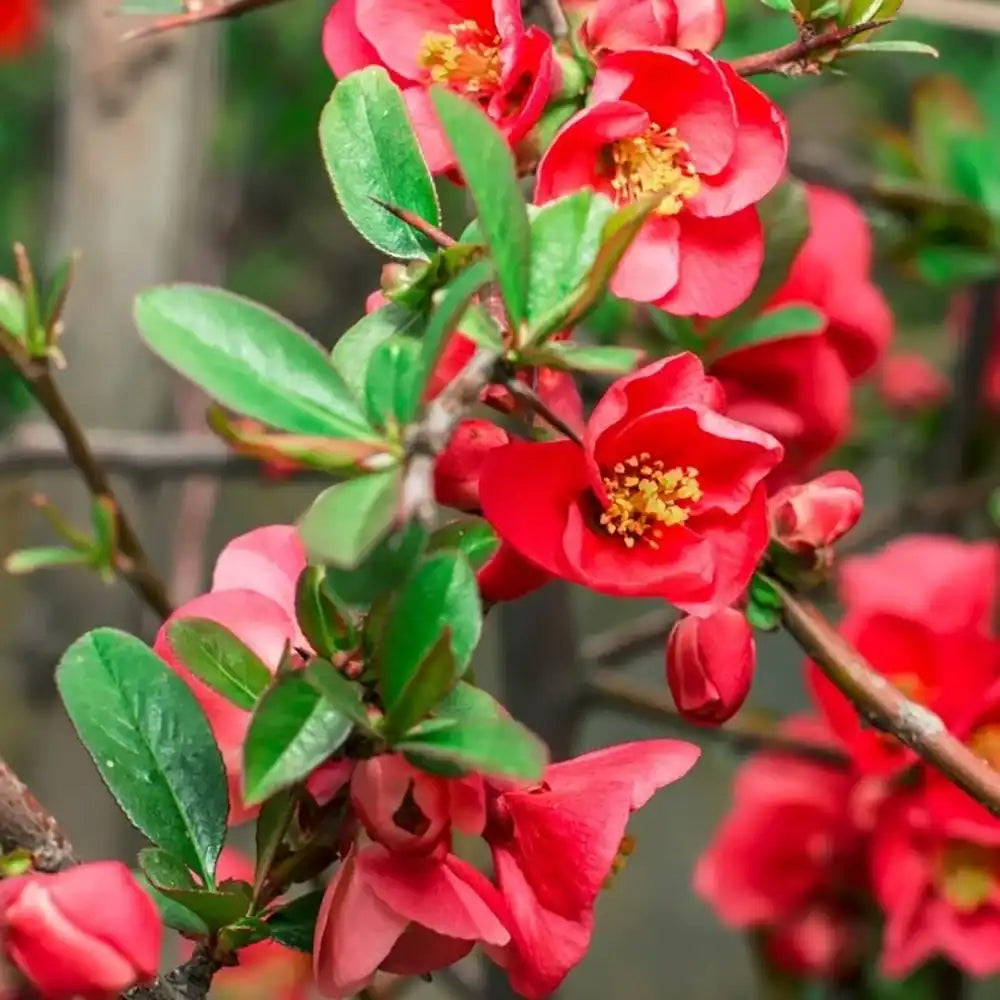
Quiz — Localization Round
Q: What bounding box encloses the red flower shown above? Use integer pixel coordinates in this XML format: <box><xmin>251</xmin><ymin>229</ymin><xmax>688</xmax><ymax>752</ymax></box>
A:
<box><xmin>769</xmin><ymin>470</ymin><xmax>864</xmax><ymax>555</ymax></box>
<box><xmin>695</xmin><ymin>720</ymin><xmax>869</xmax><ymax>978</ymax></box>
<box><xmin>666</xmin><ymin>607</ymin><xmax>755</xmax><ymax>724</ymax></box>
<box><xmin>838</xmin><ymin>535</ymin><xmax>999</xmax><ymax>635</ymax></box>
<box><xmin>0</xmin><ymin>862</ymin><xmax>162</xmax><ymax>1000</ymax></box>
<box><xmin>0</xmin><ymin>0</ymin><xmax>40</xmax><ymax>57</ymax></box>
<box><xmin>565</xmin><ymin>0</ymin><xmax>724</xmax><ymax>51</ymax></box>
<box><xmin>480</xmin><ymin>353</ymin><xmax>783</xmax><ymax>616</ymax></box>
<box><xmin>484</xmin><ymin>739</ymin><xmax>699</xmax><ymax>997</ymax></box>
<box><xmin>711</xmin><ymin>186</ymin><xmax>892</xmax><ymax>480</ymax></box>
<box><xmin>873</xmin><ymin>795</ymin><xmax>1000</xmax><ymax>978</ymax></box>
<box><xmin>535</xmin><ymin>49</ymin><xmax>787</xmax><ymax>317</ymax></box>
<box><xmin>476</xmin><ymin>541</ymin><xmax>551</xmax><ymax>603</ymax></box>
<box><xmin>323</xmin><ymin>0</ymin><xmax>555</xmax><ymax>173</ymax></box>
<box><xmin>435</xmin><ymin>419</ymin><xmax>511</xmax><ymax>511</ymax></box>
<box><xmin>808</xmin><ymin>612</ymin><xmax>1000</xmax><ymax>777</ymax></box>
<box><xmin>879</xmin><ymin>353</ymin><xmax>948</xmax><ymax>414</ymax></box>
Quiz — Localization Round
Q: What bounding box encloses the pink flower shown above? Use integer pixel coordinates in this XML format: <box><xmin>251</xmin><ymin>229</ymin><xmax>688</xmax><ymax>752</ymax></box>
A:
<box><xmin>769</xmin><ymin>471</ymin><xmax>864</xmax><ymax>555</ymax></box>
<box><xmin>578</xmin><ymin>0</ymin><xmax>724</xmax><ymax>53</ymax></box>
<box><xmin>476</xmin><ymin>541</ymin><xmax>551</xmax><ymax>603</ymax></box>
<box><xmin>880</xmin><ymin>353</ymin><xmax>948</xmax><ymax>414</ymax></box>
<box><xmin>535</xmin><ymin>48</ymin><xmax>787</xmax><ymax>317</ymax></box>
<box><xmin>155</xmin><ymin>525</ymin><xmax>311</xmax><ymax>824</ymax></box>
<box><xmin>483</xmin><ymin>739</ymin><xmax>699</xmax><ymax>997</ymax></box>
<box><xmin>0</xmin><ymin>862</ymin><xmax>162</xmax><ymax>1000</ymax></box>
<box><xmin>666</xmin><ymin>608</ymin><xmax>755</xmax><ymax>724</ymax></box>
<box><xmin>313</xmin><ymin>844</ymin><xmax>510</xmax><ymax>997</ymax></box>
<box><xmin>323</xmin><ymin>0</ymin><xmax>555</xmax><ymax>173</ymax></box>
<box><xmin>435</xmin><ymin>420</ymin><xmax>511</xmax><ymax>511</ymax></box>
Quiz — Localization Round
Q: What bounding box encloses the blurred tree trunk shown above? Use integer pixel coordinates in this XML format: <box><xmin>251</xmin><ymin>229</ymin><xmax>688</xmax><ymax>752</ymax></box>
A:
<box><xmin>0</xmin><ymin>2</ymin><xmax>221</xmax><ymax>860</ymax></box>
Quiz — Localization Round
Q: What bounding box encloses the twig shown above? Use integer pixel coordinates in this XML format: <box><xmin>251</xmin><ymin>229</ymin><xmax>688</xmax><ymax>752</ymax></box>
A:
<box><xmin>729</xmin><ymin>19</ymin><xmax>892</xmax><ymax>76</ymax></box>
<box><xmin>537</xmin><ymin>0</ymin><xmax>569</xmax><ymax>38</ymax></box>
<box><xmin>774</xmin><ymin>579</ymin><xmax>1000</xmax><ymax>818</ymax></box>
<box><xmin>502</xmin><ymin>377</ymin><xmax>583</xmax><ymax>445</ymax></box>
<box><xmin>585</xmin><ymin>669</ymin><xmax>849</xmax><ymax>765</ymax></box>
<box><xmin>373</xmin><ymin>201</ymin><xmax>456</xmax><ymax>250</ymax></box>
<box><xmin>124</xmin><ymin>943</ymin><xmax>220</xmax><ymax>1000</ymax></box>
<box><xmin>580</xmin><ymin>605</ymin><xmax>675</xmax><ymax>667</ymax></box>
<box><xmin>121</xmin><ymin>0</ymin><xmax>291</xmax><ymax>41</ymax></box>
<box><xmin>0</xmin><ymin>758</ymin><xmax>76</xmax><ymax>872</ymax></box>
<box><xmin>0</xmin><ymin>328</ymin><xmax>173</xmax><ymax>619</ymax></box>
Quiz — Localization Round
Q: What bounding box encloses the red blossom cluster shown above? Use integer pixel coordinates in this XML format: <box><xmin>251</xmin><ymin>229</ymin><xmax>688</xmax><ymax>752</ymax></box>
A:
<box><xmin>697</xmin><ymin>535</ymin><xmax>1000</xmax><ymax>980</ymax></box>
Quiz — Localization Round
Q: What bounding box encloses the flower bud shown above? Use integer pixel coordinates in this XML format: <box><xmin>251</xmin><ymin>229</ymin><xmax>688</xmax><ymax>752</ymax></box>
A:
<box><xmin>879</xmin><ymin>353</ymin><xmax>947</xmax><ymax>414</ymax></box>
<box><xmin>769</xmin><ymin>472</ymin><xmax>863</xmax><ymax>555</ymax></box>
<box><xmin>666</xmin><ymin>609</ymin><xmax>755</xmax><ymax>724</ymax></box>
<box><xmin>476</xmin><ymin>542</ymin><xmax>550</xmax><ymax>604</ymax></box>
<box><xmin>434</xmin><ymin>420</ymin><xmax>509</xmax><ymax>512</ymax></box>
<box><xmin>0</xmin><ymin>862</ymin><xmax>162</xmax><ymax>999</ymax></box>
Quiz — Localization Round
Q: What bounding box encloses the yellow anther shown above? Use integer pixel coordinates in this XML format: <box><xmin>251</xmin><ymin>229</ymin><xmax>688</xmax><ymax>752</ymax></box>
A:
<box><xmin>608</xmin><ymin>125</ymin><xmax>701</xmax><ymax>216</ymax></box>
<box><xmin>418</xmin><ymin>20</ymin><xmax>501</xmax><ymax>98</ymax></box>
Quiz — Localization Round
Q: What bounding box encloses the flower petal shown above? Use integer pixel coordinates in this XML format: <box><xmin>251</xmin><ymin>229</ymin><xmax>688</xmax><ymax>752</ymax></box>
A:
<box><xmin>674</xmin><ymin>0</ymin><xmax>725</xmax><ymax>50</ymax></box>
<box><xmin>609</xmin><ymin>214</ymin><xmax>680</xmax><ymax>303</ymax></box>
<box><xmin>211</xmin><ymin>525</ymin><xmax>305</xmax><ymax>620</ymax></box>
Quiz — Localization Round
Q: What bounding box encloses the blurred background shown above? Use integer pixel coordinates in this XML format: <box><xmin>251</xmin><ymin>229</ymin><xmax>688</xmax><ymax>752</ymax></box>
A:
<box><xmin>2</xmin><ymin>1</ymin><xmax>1000</xmax><ymax>998</ymax></box>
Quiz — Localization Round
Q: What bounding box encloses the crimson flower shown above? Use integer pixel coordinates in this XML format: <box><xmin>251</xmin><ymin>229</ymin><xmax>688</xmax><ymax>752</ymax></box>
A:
<box><xmin>879</xmin><ymin>353</ymin><xmax>947</xmax><ymax>414</ymax></box>
<box><xmin>480</xmin><ymin>353</ymin><xmax>783</xmax><ymax>616</ymax></box>
<box><xmin>577</xmin><ymin>0</ymin><xmax>725</xmax><ymax>55</ymax></box>
<box><xmin>483</xmin><ymin>739</ymin><xmax>699</xmax><ymax>997</ymax></box>
<box><xmin>768</xmin><ymin>470</ymin><xmax>864</xmax><ymax>556</ymax></box>
<box><xmin>323</xmin><ymin>0</ymin><xmax>554</xmax><ymax>173</ymax></box>
<box><xmin>0</xmin><ymin>0</ymin><xmax>39</xmax><ymax>57</ymax></box>
<box><xmin>535</xmin><ymin>48</ymin><xmax>787</xmax><ymax>317</ymax></box>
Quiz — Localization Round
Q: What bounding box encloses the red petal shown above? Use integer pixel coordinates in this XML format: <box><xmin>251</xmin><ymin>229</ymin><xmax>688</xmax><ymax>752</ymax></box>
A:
<box><xmin>211</xmin><ymin>525</ymin><xmax>305</xmax><ymax>622</ymax></box>
<box><xmin>490</xmin><ymin>25</ymin><xmax>555</xmax><ymax>147</ymax></box>
<box><xmin>675</xmin><ymin>0</ymin><xmax>725</xmax><ymax>50</ymax></box>
<box><xmin>609</xmin><ymin>214</ymin><xmax>680</xmax><ymax>303</ymax></box>
<box><xmin>322</xmin><ymin>0</ymin><xmax>383</xmax><ymax>77</ymax></box>
<box><xmin>403</xmin><ymin>86</ymin><xmax>457</xmax><ymax>174</ymax></box>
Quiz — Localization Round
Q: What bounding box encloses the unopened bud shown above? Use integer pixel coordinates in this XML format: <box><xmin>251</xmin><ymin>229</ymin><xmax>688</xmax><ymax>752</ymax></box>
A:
<box><xmin>769</xmin><ymin>471</ymin><xmax>863</xmax><ymax>555</ymax></box>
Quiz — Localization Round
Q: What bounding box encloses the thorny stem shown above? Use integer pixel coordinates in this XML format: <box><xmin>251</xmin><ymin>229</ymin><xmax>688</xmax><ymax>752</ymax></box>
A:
<box><xmin>728</xmin><ymin>19</ymin><xmax>892</xmax><ymax>76</ymax></box>
<box><xmin>0</xmin><ymin>323</ymin><xmax>173</xmax><ymax>619</ymax></box>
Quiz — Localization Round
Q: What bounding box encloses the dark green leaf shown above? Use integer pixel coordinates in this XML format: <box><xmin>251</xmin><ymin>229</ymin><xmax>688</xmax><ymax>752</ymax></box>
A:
<box><xmin>267</xmin><ymin>890</ymin><xmax>325</xmax><ymax>953</ymax></box>
<box><xmin>379</xmin><ymin>551</ymin><xmax>482</xmax><ymax>710</ymax></box>
<box><xmin>717</xmin><ymin>304</ymin><xmax>825</xmax><ymax>356</ymax></box>
<box><xmin>320</xmin><ymin>68</ymin><xmax>441</xmax><ymax>259</ymax></box>
<box><xmin>4</xmin><ymin>546</ymin><xmax>90</xmax><ymax>575</ymax></box>
<box><xmin>527</xmin><ymin>191</ymin><xmax>615</xmax><ymax>332</ymax></box>
<box><xmin>153</xmin><ymin>883</ymin><xmax>252</xmax><ymax>932</ymax></box>
<box><xmin>298</xmin><ymin>468</ymin><xmax>401</xmax><ymax>570</ymax></box>
<box><xmin>390</xmin><ymin>244</ymin><xmax>485</xmax><ymax>313</ymax></box>
<box><xmin>135</xmin><ymin>285</ymin><xmax>374</xmax><ymax>439</ymax></box>
<box><xmin>747</xmin><ymin>575</ymin><xmax>782</xmax><ymax>632</ymax></box>
<box><xmin>916</xmin><ymin>247</ymin><xmax>1000</xmax><ymax>288</ymax></box>
<box><xmin>364</xmin><ymin>336</ymin><xmax>425</xmax><ymax>429</ymax></box>
<box><xmin>166</xmin><ymin>618</ymin><xmax>272</xmax><ymax>711</ymax></box>
<box><xmin>458</xmin><ymin>304</ymin><xmax>505</xmax><ymax>351</ymax></box>
<box><xmin>331</xmin><ymin>303</ymin><xmax>425</xmax><ymax>399</ymax></box>
<box><xmin>254</xmin><ymin>788</ymin><xmax>296</xmax><ymax>895</ymax></box>
<box><xmin>139</xmin><ymin>848</ymin><xmax>198</xmax><ymax>890</ymax></box>
<box><xmin>521</xmin><ymin>342</ymin><xmax>644</xmax><ymax>374</ymax></box>
<box><xmin>430</xmin><ymin>88</ymin><xmax>531</xmax><ymax>330</ymax></box>
<box><xmin>295</xmin><ymin>567</ymin><xmax>357</xmax><ymax>660</ymax></box>
<box><xmin>427</xmin><ymin>519</ymin><xmax>499</xmax><ymax>570</ymax></box>
<box><xmin>57</xmin><ymin>629</ymin><xmax>227</xmax><ymax>885</ymax></box>
<box><xmin>305</xmin><ymin>660</ymin><xmax>373</xmax><ymax>731</ymax></box>
<box><xmin>321</xmin><ymin>521</ymin><xmax>427</xmax><ymax>606</ymax></box>
<box><xmin>383</xmin><ymin>631</ymin><xmax>460</xmax><ymax>742</ymax></box>
<box><xmin>219</xmin><ymin>918</ymin><xmax>272</xmax><ymax>952</ymax></box>
<box><xmin>137</xmin><ymin>875</ymin><xmax>209</xmax><ymax>937</ymax></box>
<box><xmin>243</xmin><ymin>674</ymin><xmax>353</xmax><ymax>805</ymax></box>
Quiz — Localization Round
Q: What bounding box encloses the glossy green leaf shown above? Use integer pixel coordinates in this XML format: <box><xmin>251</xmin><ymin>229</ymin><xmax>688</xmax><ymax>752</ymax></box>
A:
<box><xmin>295</xmin><ymin>566</ymin><xmax>357</xmax><ymax>659</ymax></box>
<box><xmin>521</xmin><ymin>341</ymin><xmax>644</xmax><ymax>374</ymax></box>
<box><xmin>364</xmin><ymin>336</ymin><xmax>425</xmax><ymax>429</ymax></box>
<box><xmin>527</xmin><ymin>191</ymin><xmax>616</xmax><ymax>330</ymax></box>
<box><xmin>299</xmin><ymin>468</ymin><xmax>401</xmax><ymax>570</ymax></box>
<box><xmin>4</xmin><ymin>546</ymin><xmax>90</xmax><ymax>575</ymax></box>
<box><xmin>331</xmin><ymin>303</ymin><xmax>425</xmax><ymax>399</ymax></box>
<box><xmin>243</xmin><ymin>674</ymin><xmax>353</xmax><ymax>805</ymax></box>
<box><xmin>166</xmin><ymin>618</ymin><xmax>272</xmax><ymax>711</ymax></box>
<box><xmin>320</xmin><ymin>68</ymin><xmax>441</xmax><ymax>259</ymax></box>
<box><xmin>843</xmin><ymin>39</ymin><xmax>938</xmax><ymax>57</ymax></box>
<box><xmin>383</xmin><ymin>631</ymin><xmax>460</xmax><ymax>742</ymax></box>
<box><xmin>154</xmin><ymin>882</ymin><xmax>252</xmax><ymax>931</ymax></box>
<box><xmin>254</xmin><ymin>788</ymin><xmax>296</xmax><ymax>894</ymax></box>
<box><xmin>431</xmin><ymin>88</ymin><xmax>531</xmax><ymax>330</ymax></box>
<box><xmin>135</xmin><ymin>285</ymin><xmax>374</xmax><ymax>439</ymax></box>
<box><xmin>379</xmin><ymin>551</ymin><xmax>482</xmax><ymax>710</ymax></box>
<box><xmin>427</xmin><ymin>519</ymin><xmax>499</xmax><ymax>570</ymax></box>
<box><xmin>390</xmin><ymin>244</ymin><xmax>485</xmax><ymax>313</ymax></box>
<box><xmin>321</xmin><ymin>521</ymin><xmax>426</xmax><ymax>606</ymax></box>
<box><xmin>458</xmin><ymin>304</ymin><xmax>505</xmax><ymax>351</ymax></box>
<box><xmin>717</xmin><ymin>304</ymin><xmax>825</xmax><ymax>355</ymax></box>
<box><xmin>747</xmin><ymin>574</ymin><xmax>782</xmax><ymax>632</ymax></box>
<box><xmin>57</xmin><ymin>629</ymin><xmax>227</xmax><ymax>885</ymax></box>
<box><xmin>305</xmin><ymin>660</ymin><xmax>373</xmax><ymax>731</ymax></box>
<box><xmin>267</xmin><ymin>890</ymin><xmax>325</xmax><ymax>952</ymax></box>
<box><xmin>139</xmin><ymin>847</ymin><xmax>197</xmax><ymax>890</ymax></box>
<box><xmin>138</xmin><ymin>875</ymin><xmax>209</xmax><ymax>937</ymax></box>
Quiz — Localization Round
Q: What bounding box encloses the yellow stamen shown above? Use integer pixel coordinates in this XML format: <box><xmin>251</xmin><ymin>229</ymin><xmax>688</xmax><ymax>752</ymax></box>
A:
<box><xmin>418</xmin><ymin>20</ymin><xmax>501</xmax><ymax>98</ymax></box>
<box><xmin>600</xmin><ymin>453</ymin><xmax>702</xmax><ymax>549</ymax></box>
<box><xmin>603</xmin><ymin>835</ymin><xmax>638</xmax><ymax>890</ymax></box>
<box><xmin>937</xmin><ymin>841</ymin><xmax>1000</xmax><ymax>912</ymax></box>
<box><xmin>608</xmin><ymin>125</ymin><xmax>701</xmax><ymax>216</ymax></box>
<box><xmin>970</xmin><ymin>724</ymin><xmax>1000</xmax><ymax>771</ymax></box>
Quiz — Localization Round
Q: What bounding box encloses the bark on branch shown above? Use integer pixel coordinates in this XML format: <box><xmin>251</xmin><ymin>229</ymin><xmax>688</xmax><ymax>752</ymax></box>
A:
<box><xmin>729</xmin><ymin>20</ymin><xmax>891</xmax><ymax>76</ymax></box>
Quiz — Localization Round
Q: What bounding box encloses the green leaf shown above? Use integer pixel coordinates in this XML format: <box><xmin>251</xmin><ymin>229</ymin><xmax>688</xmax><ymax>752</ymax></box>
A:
<box><xmin>254</xmin><ymin>788</ymin><xmax>296</xmax><ymax>895</ymax></box>
<box><xmin>379</xmin><ymin>551</ymin><xmax>482</xmax><ymax>710</ymax></box>
<box><xmin>331</xmin><ymin>303</ymin><xmax>425</xmax><ymax>399</ymax></box>
<box><xmin>520</xmin><ymin>341</ymin><xmax>644</xmax><ymax>374</ymax></box>
<box><xmin>321</xmin><ymin>521</ymin><xmax>427</xmax><ymax>606</ymax></box>
<box><xmin>243</xmin><ymin>674</ymin><xmax>353</xmax><ymax>805</ymax></box>
<box><xmin>383</xmin><ymin>631</ymin><xmax>461</xmax><ymax>742</ymax></box>
<box><xmin>57</xmin><ymin>629</ymin><xmax>227</xmax><ymax>885</ymax></box>
<box><xmin>320</xmin><ymin>67</ymin><xmax>440</xmax><ymax>259</ymax></box>
<box><xmin>136</xmin><ymin>285</ymin><xmax>374</xmax><ymax>439</ymax></box>
<box><xmin>431</xmin><ymin>88</ymin><xmax>531</xmax><ymax>331</ymax></box>
<box><xmin>364</xmin><ymin>336</ymin><xmax>425</xmax><ymax>429</ymax></box>
<box><xmin>427</xmin><ymin>519</ymin><xmax>499</xmax><ymax>570</ymax></box>
<box><xmin>305</xmin><ymin>660</ymin><xmax>373</xmax><ymax>731</ymax></box>
<box><xmin>458</xmin><ymin>304</ymin><xmax>505</xmax><ymax>351</ymax></box>
<box><xmin>299</xmin><ymin>468</ymin><xmax>401</xmax><ymax>570</ymax></box>
<box><xmin>527</xmin><ymin>191</ymin><xmax>616</xmax><ymax>330</ymax></box>
<box><xmin>717</xmin><ymin>304</ymin><xmax>825</xmax><ymax>356</ymax></box>
<box><xmin>154</xmin><ymin>883</ymin><xmax>252</xmax><ymax>932</ymax></box>
<box><xmin>139</xmin><ymin>847</ymin><xmax>198</xmax><ymax>890</ymax></box>
<box><xmin>0</xmin><ymin>278</ymin><xmax>26</xmax><ymax>338</ymax></box>
<box><xmin>138</xmin><ymin>875</ymin><xmax>209</xmax><ymax>937</ymax></box>
<box><xmin>166</xmin><ymin>618</ymin><xmax>272</xmax><ymax>711</ymax></box>
<box><xmin>4</xmin><ymin>546</ymin><xmax>90</xmax><ymax>575</ymax></box>
<box><xmin>747</xmin><ymin>574</ymin><xmax>782</xmax><ymax>632</ymax></box>
<box><xmin>295</xmin><ymin>567</ymin><xmax>357</xmax><ymax>660</ymax></box>
<box><xmin>843</xmin><ymin>39</ymin><xmax>938</xmax><ymax>57</ymax></box>
<box><xmin>391</xmin><ymin>244</ymin><xmax>486</xmax><ymax>313</ymax></box>
<box><xmin>916</xmin><ymin>247</ymin><xmax>1000</xmax><ymax>288</ymax></box>
<box><xmin>118</xmin><ymin>0</ymin><xmax>185</xmax><ymax>10</ymax></box>
<box><xmin>760</xmin><ymin>0</ymin><xmax>795</xmax><ymax>11</ymax></box>
<box><xmin>267</xmin><ymin>890</ymin><xmax>325</xmax><ymax>953</ymax></box>
<box><xmin>219</xmin><ymin>918</ymin><xmax>272</xmax><ymax>952</ymax></box>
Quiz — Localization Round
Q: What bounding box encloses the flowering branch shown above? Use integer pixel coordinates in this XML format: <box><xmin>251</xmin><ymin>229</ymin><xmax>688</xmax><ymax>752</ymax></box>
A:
<box><xmin>729</xmin><ymin>19</ymin><xmax>892</xmax><ymax>77</ymax></box>
<box><xmin>124</xmin><ymin>944</ymin><xmax>220</xmax><ymax>1000</ymax></box>
<box><xmin>0</xmin><ymin>758</ymin><xmax>76</xmax><ymax>873</ymax></box>
<box><xmin>0</xmin><ymin>325</ymin><xmax>173</xmax><ymax>619</ymax></box>
<box><xmin>773</xmin><ymin>579</ymin><xmax>1000</xmax><ymax>818</ymax></box>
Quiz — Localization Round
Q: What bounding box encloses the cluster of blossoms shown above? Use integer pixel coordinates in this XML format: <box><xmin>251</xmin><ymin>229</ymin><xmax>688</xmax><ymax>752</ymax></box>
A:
<box><xmin>698</xmin><ymin>534</ymin><xmax>1000</xmax><ymax>980</ymax></box>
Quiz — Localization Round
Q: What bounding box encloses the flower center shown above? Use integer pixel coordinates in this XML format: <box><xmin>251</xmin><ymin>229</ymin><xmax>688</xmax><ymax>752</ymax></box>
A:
<box><xmin>937</xmin><ymin>841</ymin><xmax>1000</xmax><ymax>912</ymax></box>
<box><xmin>970</xmin><ymin>724</ymin><xmax>1000</xmax><ymax>770</ymax></box>
<box><xmin>418</xmin><ymin>20</ymin><xmax>502</xmax><ymax>98</ymax></box>
<box><xmin>608</xmin><ymin>125</ymin><xmax>701</xmax><ymax>216</ymax></box>
<box><xmin>601</xmin><ymin>453</ymin><xmax>702</xmax><ymax>548</ymax></box>
<box><xmin>603</xmin><ymin>835</ymin><xmax>637</xmax><ymax>890</ymax></box>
